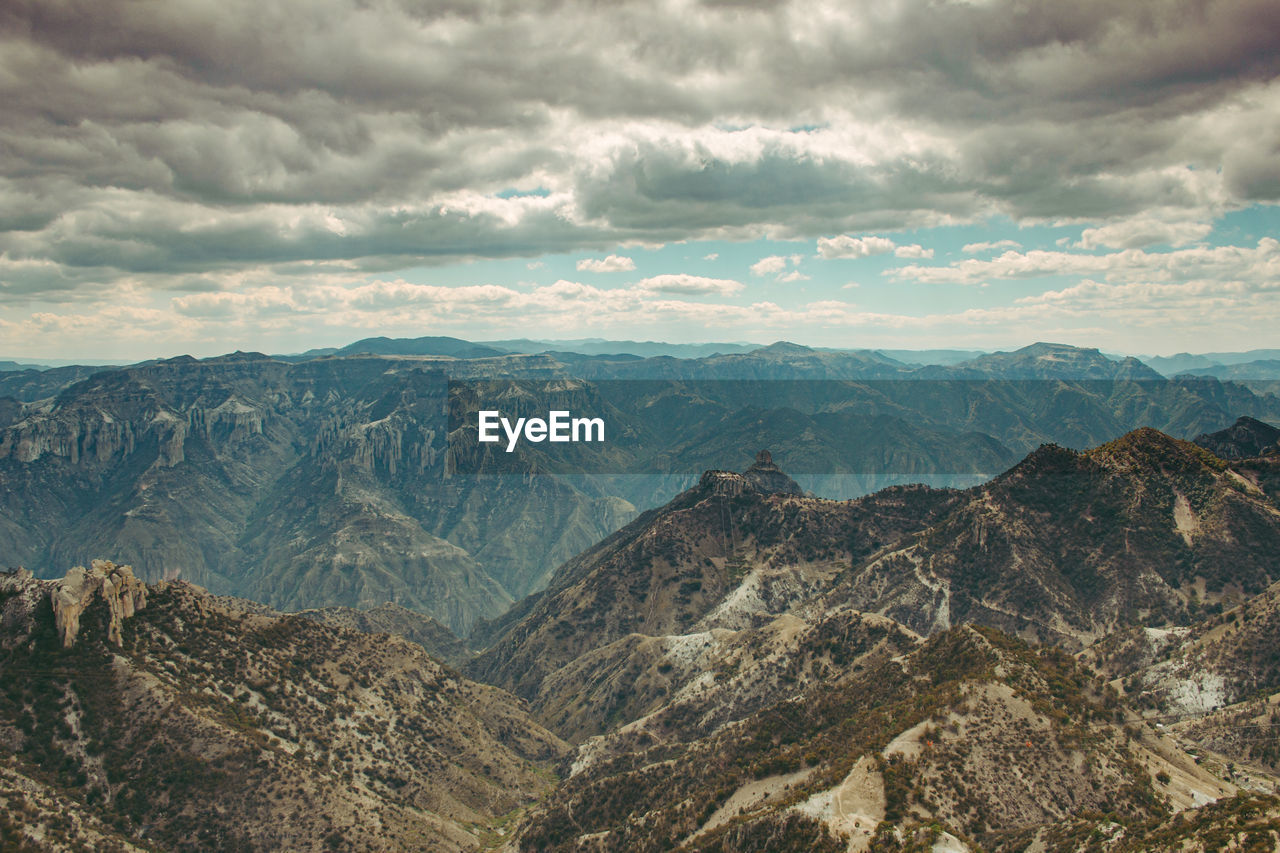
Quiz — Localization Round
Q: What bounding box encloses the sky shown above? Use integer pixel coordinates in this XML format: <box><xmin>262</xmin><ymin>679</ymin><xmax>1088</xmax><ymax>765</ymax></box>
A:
<box><xmin>1</xmin><ymin>0</ymin><xmax>1279</xmax><ymax>361</ymax></box>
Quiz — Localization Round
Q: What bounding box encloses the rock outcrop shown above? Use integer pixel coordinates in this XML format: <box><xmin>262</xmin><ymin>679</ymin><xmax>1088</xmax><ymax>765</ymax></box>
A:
<box><xmin>52</xmin><ymin>560</ymin><xmax>147</xmax><ymax>647</ymax></box>
<box><xmin>742</xmin><ymin>449</ymin><xmax>804</xmax><ymax>496</ymax></box>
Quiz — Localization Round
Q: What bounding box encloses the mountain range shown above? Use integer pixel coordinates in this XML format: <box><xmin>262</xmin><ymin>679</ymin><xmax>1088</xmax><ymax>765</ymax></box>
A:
<box><xmin>3</xmin><ymin>342</ymin><xmax>1279</xmax><ymax>640</ymax></box>
<box><xmin>5</xmin><ymin>418</ymin><xmax>1280</xmax><ymax>849</ymax></box>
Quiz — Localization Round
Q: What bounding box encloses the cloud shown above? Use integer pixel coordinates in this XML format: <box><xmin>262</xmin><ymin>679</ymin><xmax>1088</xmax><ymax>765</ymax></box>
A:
<box><xmin>4</xmin><ymin>0</ymin><xmax>1280</xmax><ymax>352</ymax></box>
<box><xmin>817</xmin><ymin>235</ymin><xmax>897</xmax><ymax>259</ymax></box>
<box><xmin>779</xmin><ymin>270</ymin><xmax>810</xmax><ymax>282</ymax></box>
<box><xmin>703</xmin><ymin>252</ymin><xmax>719</xmax><ymax>261</ymax></box>
<box><xmin>1074</xmin><ymin>218</ymin><xmax>1213</xmax><ymax>250</ymax></box>
<box><xmin>962</xmin><ymin>240</ymin><xmax>1022</xmax><ymax>253</ymax></box>
<box><xmin>576</xmin><ymin>254</ymin><xmax>637</xmax><ymax>272</ymax></box>
<box><xmin>893</xmin><ymin>244</ymin><xmax>934</xmax><ymax>259</ymax></box>
<box><xmin>750</xmin><ymin>255</ymin><xmax>790</xmax><ymax>276</ymax></box>
<box><xmin>892</xmin><ymin>238</ymin><xmax>1280</xmax><ymax>285</ymax></box>
<box><xmin>635</xmin><ymin>274</ymin><xmax>745</xmax><ymax>296</ymax></box>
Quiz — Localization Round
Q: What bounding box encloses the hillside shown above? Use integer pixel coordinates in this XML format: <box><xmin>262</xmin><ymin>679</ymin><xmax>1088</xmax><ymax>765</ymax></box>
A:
<box><xmin>517</xmin><ymin>625</ymin><xmax>1269</xmax><ymax>851</ymax></box>
<box><xmin>0</xmin><ymin>562</ymin><xmax>567</xmax><ymax>852</ymax></box>
<box><xmin>6</xmin><ymin>425</ymin><xmax>1280</xmax><ymax>850</ymax></box>
<box><xmin>832</xmin><ymin>429</ymin><xmax>1280</xmax><ymax>646</ymax></box>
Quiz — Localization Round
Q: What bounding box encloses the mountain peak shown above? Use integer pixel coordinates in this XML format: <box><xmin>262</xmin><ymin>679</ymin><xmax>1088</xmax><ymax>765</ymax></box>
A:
<box><xmin>743</xmin><ymin>448</ymin><xmax>803</xmax><ymax>495</ymax></box>
<box><xmin>1086</xmin><ymin>426</ymin><xmax>1227</xmax><ymax>475</ymax></box>
<box><xmin>758</xmin><ymin>341</ymin><xmax>814</xmax><ymax>355</ymax></box>
<box><xmin>1194</xmin><ymin>416</ymin><xmax>1280</xmax><ymax>460</ymax></box>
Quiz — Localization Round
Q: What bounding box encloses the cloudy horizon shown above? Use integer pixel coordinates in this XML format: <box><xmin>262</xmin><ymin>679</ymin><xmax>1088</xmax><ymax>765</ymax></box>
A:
<box><xmin>2</xmin><ymin>0</ymin><xmax>1279</xmax><ymax>360</ymax></box>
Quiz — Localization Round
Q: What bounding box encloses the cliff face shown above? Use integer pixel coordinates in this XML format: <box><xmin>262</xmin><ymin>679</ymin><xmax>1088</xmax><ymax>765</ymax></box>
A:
<box><xmin>0</xmin><ymin>355</ymin><xmax>633</xmax><ymax>633</ymax></box>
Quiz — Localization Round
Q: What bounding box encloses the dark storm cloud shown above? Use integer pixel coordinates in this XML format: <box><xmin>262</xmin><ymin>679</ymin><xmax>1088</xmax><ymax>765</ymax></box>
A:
<box><xmin>1</xmin><ymin>0</ymin><xmax>1278</xmax><ymax>297</ymax></box>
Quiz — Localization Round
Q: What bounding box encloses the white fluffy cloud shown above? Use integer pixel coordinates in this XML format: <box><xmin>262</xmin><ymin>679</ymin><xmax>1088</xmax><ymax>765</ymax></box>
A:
<box><xmin>750</xmin><ymin>255</ymin><xmax>790</xmax><ymax>276</ymax></box>
<box><xmin>817</xmin><ymin>235</ymin><xmax>897</xmax><ymax>259</ymax></box>
<box><xmin>750</xmin><ymin>253</ymin><xmax>805</xmax><ymax>279</ymax></box>
<box><xmin>576</xmin><ymin>254</ymin><xmax>637</xmax><ymax>272</ymax></box>
<box><xmin>893</xmin><ymin>244</ymin><xmax>934</xmax><ymax>259</ymax></box>
<box><xmin>1074</xmin><ymin>218</ymin><xmax>1213</xmax><ymax>250</ymax></box>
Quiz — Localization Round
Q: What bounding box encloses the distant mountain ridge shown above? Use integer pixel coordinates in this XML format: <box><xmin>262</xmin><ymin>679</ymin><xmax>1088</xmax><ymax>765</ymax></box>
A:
<box><xmin>3</xmin><ymin>341</ymin><xmax>1279</xmax><ymax>636</ymax></box>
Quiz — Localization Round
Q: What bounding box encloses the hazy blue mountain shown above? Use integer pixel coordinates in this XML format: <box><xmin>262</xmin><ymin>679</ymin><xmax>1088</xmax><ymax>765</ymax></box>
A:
<box><xmin>5</xmin><ymin>341</ymin><xmax>1280</xmax><ymax>629</ymax></box>
<box><xmin>480</xmin><ymin>338</ymin><xmax>762</xmax><ymax>358</ymax></box>
<box><xmin>1183</xmin><ymin>359</ymin><xmax>1280</xmax><ymax>380</ymax></box>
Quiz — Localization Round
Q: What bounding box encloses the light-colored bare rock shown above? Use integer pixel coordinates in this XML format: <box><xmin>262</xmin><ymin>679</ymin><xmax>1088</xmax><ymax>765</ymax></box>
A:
<box><xmin>52</xmin><ymin>559</ymin><xmax>148</xmax><ymax>647</ymax></box>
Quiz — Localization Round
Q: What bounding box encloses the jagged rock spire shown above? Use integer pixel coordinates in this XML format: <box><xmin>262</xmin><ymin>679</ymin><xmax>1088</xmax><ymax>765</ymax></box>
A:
<box><xmin>743</xmin><ymin>449</ymin><xmax>803</xmax><ymax>496</ymax></box>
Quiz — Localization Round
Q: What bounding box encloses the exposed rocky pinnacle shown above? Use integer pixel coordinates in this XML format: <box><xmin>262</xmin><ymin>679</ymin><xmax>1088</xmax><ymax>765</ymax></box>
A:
<box><xmin>742</xmin><ymin>449</ymin><xmax>803</xmax><ymax>496</ymax></box>
<box><xmin>52</xmin><ymin>560</ymin><xmax>148</xmax><ymax>647</ymax></box>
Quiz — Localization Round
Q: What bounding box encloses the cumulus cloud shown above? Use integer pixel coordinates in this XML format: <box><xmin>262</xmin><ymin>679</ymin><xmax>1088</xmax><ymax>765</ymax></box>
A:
<box><xmin>749</xmin><ymin>253</ymin><xmax>805</xmax><ymax>279</ymax></box>
<box><xmin>963</xmin><ymin>240</ymin><xmax>1022</xmax><ymax>253</ymax></box>
<box><xmin>893</xmin><ymin>244</ymin><xmax>934</xmax><ymax>259</ymax></box>
<box><xmin>750</xmin><ymin>255</ymin><xmax>790</xmax><ymax>276</ymax></box>
<box><xmin>576</xmin><ymin>254</ymin><xmax>637</xmax><ymax>272</ymax></box>
<box><xmin>1074</xmin><ymin>218</ymin><xmax>1213</xmax><ymax>250</ymax></box>
<box><xmin>636</xmin><ymin>274</ymin><xmax>745</xmax><ymax>296</ymax></box>
<box><xmin>817</xmin><ymin>235</ymin><xmax>897</xmax><ymax>259</ymax></box>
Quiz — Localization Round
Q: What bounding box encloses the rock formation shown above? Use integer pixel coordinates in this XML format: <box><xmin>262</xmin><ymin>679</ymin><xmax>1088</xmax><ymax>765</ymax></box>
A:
<box><xmin>51</xmin><ymin>560</ymin><xmax>148</xmax><ymax>647</ymax></box>
<box><xmin>742</xmin><ymin>449</ymin><xmax>804</xmax><ymax>495</ymax></box>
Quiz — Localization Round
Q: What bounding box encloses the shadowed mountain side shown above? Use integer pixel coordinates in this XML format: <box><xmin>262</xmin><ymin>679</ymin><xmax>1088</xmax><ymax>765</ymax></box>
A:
<box><xmin>0</xmin><ymin>355</ymin><xmax>635</xmax><ymax>630</ymax></box>
<box><xmin>467</xmin><ymin>459</ymin><xmax>963</xmax><ymax>720</ymax></box>
<box><xmin>1194</xmin><ymin>415</ymin><xmax>1280</xmax><ymax>460</ymax></box>
<box><xmin>296</xmin><ymin>602</ymin><xmax>471</xmax><ymax>667</ymax></box>
<box><xmin>830</xmin><ymin>429</ymin><xmax>1280</xmax><ymax>647</ymax></box>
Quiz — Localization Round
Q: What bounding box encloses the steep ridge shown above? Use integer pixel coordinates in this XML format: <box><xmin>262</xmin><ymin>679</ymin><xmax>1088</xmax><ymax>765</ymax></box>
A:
<box><xmin>468</xmin><ymin>458</ymin><xmax>962</xmax><ymax>730</ymax></box>
<box><xmin>0</xmin><ymin>566</ymin><xmax>567</xmax><ymax>852</ymax></box>
<box><xmin>833</xmin><ymin>429</ymin><xmax>1280</xmax><ymax>647</ymax></box>
<box><xmin>475</xmin><ymin>429</ymin><xmax>1280</xmax><ymax>745</ymax></box>
<box><xmin>1194</xmin><ymin>415</ymin><xmax>1280</xmax><ymax>459</ymax></box>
